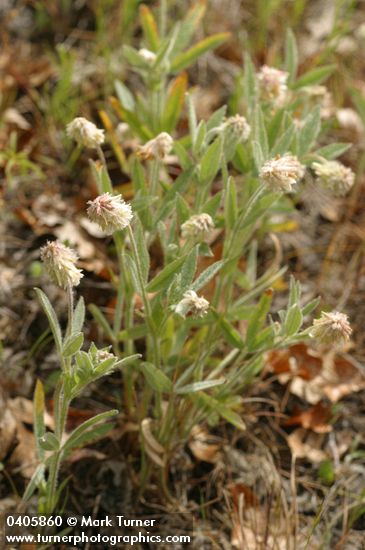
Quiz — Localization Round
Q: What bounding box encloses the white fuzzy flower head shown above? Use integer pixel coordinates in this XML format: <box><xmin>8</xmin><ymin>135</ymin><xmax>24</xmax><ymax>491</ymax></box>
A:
<box><xmin>181</xmin><ymin>213</ymin><xmax>215</xmax><ymax>242</ymax></box>
<box><xmin>137</xmin><ymin>132</ymin><xmax>173</xmax><ymax>161</ymax></box>
<box><xmin>66</xmin><ymin>117</ymin><xmax>105</xmax><ymax>149</ymax></box>
<box><xmin>222</xmin><ymin>115</ymin><xmax>251</xmax><ymax>142</ymax></box>
<box><xmin>40</xmin><ymin>241</ymin><xmax>83</xmax><ymax>289</ymax></box>
<box><xmin>139</xmin><ymin>48</ymin><xmax>157</xmax><ymax>64</ymax></box>
<box><xmin>310</xmin><ymin>311</ymin><xmax>352</xmax><ymax>347</ymax></box>
<box><xmin>174</xmin><ymin>290</ymin><xmax>209</xmax><ymax>318</ymax></box>
<box><xmin>257</xmin><ymin>65</ymin><xmax>289</xmax><ymax>106</ymax></box>
<box><xmin>312</xmin><ymin>160</ymin><xmax>355</xmax><ymax>197</ymax></box>
<box><xmin>87</xmin><ymin>193</ymin><xmax>133</xmax><ymax>235</ymax></box>
<box><xmin>260</xmin><ymin>154</ymin><xmax>305</xmax><ymax>192</ymax></box>
<box><xmin>96</xmin><ymin>349</ymin><xmax>116</xmax><ymax>363</ymax></box>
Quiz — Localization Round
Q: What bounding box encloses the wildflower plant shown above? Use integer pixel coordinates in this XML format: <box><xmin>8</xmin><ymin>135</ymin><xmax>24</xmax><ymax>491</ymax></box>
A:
<box><xmin>26</xmin><ymin>4</ymin><xmax>355</xmax><ymax>508</ymax></box>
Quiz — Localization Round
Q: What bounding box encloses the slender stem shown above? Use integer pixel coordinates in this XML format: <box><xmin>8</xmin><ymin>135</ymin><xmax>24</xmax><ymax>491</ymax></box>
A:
<box><xmin>113</xmin><ymin>232</ymin><xmax>126</xmax><ymax>339</ymax></box>
<box><xmin>96</xmin><ymin>145</ymin><xmax>107</xmax><ymax>171</ymax></box>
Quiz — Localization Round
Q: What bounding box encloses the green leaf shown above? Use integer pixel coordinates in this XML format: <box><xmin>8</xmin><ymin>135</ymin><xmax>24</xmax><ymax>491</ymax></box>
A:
<box><xmin>34</xmin><ymin>288</ymin><xmax>62</xmax><ymax>356</ymax></box>
<box><xmin>73</xmin><ymin>297</ymin><xmax>85</xmax><ymax>334</ymax></box>
<box><xmin>180</xmin><ymin>246</ymin><xmax>198</xmax><ymax>291</ymax></box>
<box><xmin>22</xmin><ymin>464</ymin><xmax>45</xmax><ymax>502</ymax></box>
<box><xmin>146</xmin><ymin>254</ymin><xmax>187</xmax><ymax>293</ymax></box>
<box><xmin>191</xmin><ymin>260</ymin><xmax>225</xmax><ymax>292</ymax></box>
<box><xmin>243</xmin><ymin>53</ymin><xmax>257</xmax><ymax>113</ymax></box>
<box><xmin>297</xmin><ymin>106</ymin><xmax>321</xmax><ymax>156</ymax></box>
<box><xmin>171</xmin><ymin>32</ymin><xmax>230</xmax><ymax>72</ymax></box>
<box><xmin>285</xmin><ymin>304</ymin><xmax>303</xmax><ymax>335</ymax></box>
<box><xmin>246</xmin><ymin>290</ymin><xmax>273</xmax><ymax>349</ymax></box>
<box><xmin>89</xmin><ymin>304</ymin><xmax>115</xmax><ymax>342</ymax></box>
<box><xmin>214</xmin><ymin>312</ymin><xmax>244</xmax><ymax>348</ymax></box>
<box><xmin>115</xmin><ymin>80</ymin><xmax>135</xmax><ymax>111</ymax></box>
<box><xmin>301</xmin><ymin>296</ymin><xmax>320</xmax><ymax>316</ymax></box>
<box><xmin>141</xmin><ymin>362</ymin><xmax>173</xmax><ymax>392</ymax></box>
<box><xmin>62</xmin><ymin>332</ymin><xmax>84</xmax><ymax>357</ymax></box>
<box><xmin>175</xmin><ymin>378</ymin><xmax>225</xmax><ymax>394</ymax></box>
<box><xmin>39</xmin><ymin>432</ymin><xmax>60</xmax><ymax>451</ymax></box>
<box><xmin>285</xmin><ymin>28</ymin><xmax>298</xmax><ymax>83</ymax></box>
<box><xmin>61</xmin><ymin>410</ymin><xmax>118</xmax><ymax>456</ymax></box>
<box><xmin>134</xmin><ymin>216</ymin><xmax>150</xmax><ymax>283</ymax></box>
<box><xmin>271</xmin><ymin>122</ymin><xmax>295</xmax><ymax>156</ymax></box>
<box><xmin>253</xmin><ymin>105</ymin><xmax>269</xmax><ymax>160</ymax></box>
<box><xmin>225</xmin><ymin>176</ymin><xmax>237</xmax><ymax>230</ymax></box>
<box><xmin>315</xmin><ymin>142</ymin><xmax>351</xmax><ymax>160</ymax></box>
<box><xmin>139</xmin><ymin>4</ymin><xmax>160</xmax><ymax>51</ymax></box>
<box><xmin>163</xmin><ymin>73</ymin><xmax>188</xmax><ymax>133</ymax></box>
<box><xmin>199</xmin><ymin>136</ymin><xmax>223</xmax><ymax>185</ymax></box>
<box><xmin>33</xmin><ymin>379</ymin><xmax>45</xmax><ymax>461</ymax></box>
<box><xmin>124</xmin><ymin>253</ymin><xmax>142</xmax><ymax>295</ymax></box>
<box><xmin>292</xmin><ymin>65</ymin><xmax>336</xmax><ymax>89</ymax></box>
<box><xmin>186</xmin><ymin>93</ymin><xmax>198</xmax><ymax>143</ymax></box>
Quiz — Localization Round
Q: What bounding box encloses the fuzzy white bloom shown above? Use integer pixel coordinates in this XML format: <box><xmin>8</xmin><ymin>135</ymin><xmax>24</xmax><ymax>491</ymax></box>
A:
<box><xmin>310</xmin><ymin>311</ymin><xmax>352</xmax><ymax>346</ymax></box>
<box><xmin>40</xmin><ymin>241</ymin><xmax>83</xmax><ymax>289</ymax></box>
<box><xmin>312</xmin><ymin>160</ymin><xmax>355</xmax><ymax>197</ymax></box>
<box><xmin>174</xmin><ymin>290</ymin><xmax>209</xmax><ymax>318</ymax></box>
<box><xmin>96</xmin><ymin>349</ymin><xmax>116</xmax><ymax>363</ymax></box>
<box><xmin>66</xmin><ymin>117</ymin><xmax>105</xmax><ymax>149</ymax></box>
<box><xmin>221</xmin><ymin>115</ymin><xmax>251</xmax><ymax>142</ymax></box>
<box><xmin>137</xmin><ymin>132</ymin><xmax>173</xmax><ymax>161</ymax></box>
<box><xmin>302</xmin><ymin>85</ymin><xmax>334</xmax><ymax>119</ymax></box>
<box><xmin>260</xmin><ymin>154</ymin><xmax>305</xmax><ymax>192</ymax></box>
<box><xmin>87</xmin><ymin>193</ymin><xmax>133</xmax><ymax>234</ymax></box>
<box><xmin>181</xmin><ymin>213</ymin><xmax>215</xmax><ymax>241</ymax></box>
<box><xmin>139</xmin><ymin>48</ymin><xmax>157</xmax><ymax>64</ymax></box>
<box><xmin>257</xmin><ymin>65</ymin><xmax>289</xmax><ymax>106</ymax></box>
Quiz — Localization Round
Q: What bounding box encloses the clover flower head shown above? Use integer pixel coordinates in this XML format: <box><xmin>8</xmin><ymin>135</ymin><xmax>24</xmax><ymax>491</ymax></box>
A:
<box><xmin>222</xmin><ymin>114</ymin><xmax>251</xmax><ymax>142</ymax></box>
<box><xmin>139</xmin><ymin>48</ymin><xmax>157</xmax><ymax>64</ymax></box>
<box><xmin>66</xmin><ymin>117</ymin><xmax>105</xmax><ymax>149</ymax></box>
<box><xmin>137</xmin><ymin>132</ymin><xmax>173</xmax><ymax>161</ymax></box>
<box><xmin>257</xmin><ymin>65</ymin><xmax>289</xmax><ymax>106</ymax></box>
<box><xmin>181</xmin><ymin>213</ymin><xmax>215</xmax><ymax>242</ymax></box>
<box><xmin>174</xmin><ymin>290</ymin><xmax>209</xmax><ymax>318</ymax></box>
<box><xmin>312</xmin><ymin>160</ymin><xmax>355</xmax><ymax>197</ymax></box>
<box><xmin>310</xmin><ymin>311</ymin><xmax>352</xmax><ymax>346</ymax></box>
<box><xmin>87</xmin><ymin>193</ymin><xmax>133</xmax><ymax>235</ymax></box>
<box><xmin>259</xmin><ymin>154</ymin><xmax>305</xmax><ymax>192</ymax></box>
<box><xmin>40</xmin><ymin>241</ymin><xmax>83</xmax><ymax>289</ymax></box>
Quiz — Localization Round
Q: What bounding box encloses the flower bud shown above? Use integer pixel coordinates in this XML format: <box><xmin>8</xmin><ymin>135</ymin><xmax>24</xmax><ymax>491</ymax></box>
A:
<box><xmin>257</xmin><ymin>65</ymin><xmax>289</xmax><ymax>106</ymax></box>
<box><xmin>181</xmin><ymin>213</ymin><xmax>215</xmax><ymax>242</ymax></box>
<box><xmin>260</xmin><ymin>154</ymin><xmax>305</xmax><ymax>192</ymax></box>
<box><xmin>312</xmin><ymin>160</ymin><xmax>355</xmax><ymax>197</ymax></box>
<box><xmin>66</xmin><ymin>117</ymin><xmax>105</xmax><ymax>149</ymax></box>
<box><xmin>310</xmin><ymin>311</ymin><xmax>352</xmax><ymax>346</ymax></box>
<box><xmin>221</xmin><ymin>115</ymin><xmax>251</xmax><ymax>142</ymax></box>
<box><xmin>174</xmin><ymin>290</ymin><xmax>209</xmax><ymax>318</ymax></box>
<box><xmin>40</xmin><ymin>241</ymin><xmax>83</xmax><ymax>289</ymax></box>
<box><xmin>87</xmin><ymin>192</ymin><xmax>133</xmax><ymax>235</ymax></box>
<box><xmin>139</xmin><ymin>48</ymin><xmax>157</xmax><ymax>64</ymax></box>
<box><xmin>137</xmin><ymin>132</ymin><xmax>173</xmax><ymax>161</ymax></box>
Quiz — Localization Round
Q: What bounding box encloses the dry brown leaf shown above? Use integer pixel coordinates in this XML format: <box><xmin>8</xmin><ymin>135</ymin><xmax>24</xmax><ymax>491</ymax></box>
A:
<box><xmin>9</xmin><ymin>422</ymin><xmax>38</xmax><ymax>478</ymax></box>
<box><xmin>9</xmin><ymin>396</ymin><xmax>54</xmax><ymax>429</ymax></box>
<box><xmin>283</xmin><ymin>403</ymin><xmax>333</xmax><ymax>433</ymax></box>
<box><xmin>287</xmin><ymin>428</ymin><xmax>327</xmax><ymax>462</ymax></box>
<box><xmin>189</xmin><ymin>425</ymin><xmax>221</xmax><ymax>464</ymax></box>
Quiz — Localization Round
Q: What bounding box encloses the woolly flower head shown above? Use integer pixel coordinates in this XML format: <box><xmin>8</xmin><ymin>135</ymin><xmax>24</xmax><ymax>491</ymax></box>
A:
<box><xmin>87</xmin><ymin>193</ymin><xmax>133</xmax><ymax>235</ymax></box>
<box><xmin>40</xmin><ymin>241</ymin><xmax>83</xmax><ymax>289</ymax></box>
<box><xmin>66</xmin><ymin>117</ymin><xmax>105</xmax><ymax>149</ymax></box>
<box><xmin>174</xmin><ymin>290</ymin><xmax>209</xmax><ymax>318</ymax></box>
<box><xmin>310</xmin><ymin>311</ymin><xmax>352</xmax><ymax>347</ymax></box>
<box><xmin>221</xmin><ymin>115</ymin><xmax>251</xmax><ymax>142</ymax></box>
<box><xmin>139</xmin><ymin>48</ymin><xmax>157</xmax><ymax>64</ymax></box>
<box><xmin>181</xmin><ymin>213</ymin><xmax>215</xmax><ymax>242</ymax></box>
<box><xmin>259</xmin><ymin>154</ymin><xmax>305</xmax><ymax>192</ymax></box>
<box><xmin>312</xmin><ymin>160</ymin><xmax>355</xmax><ymax>197</ymax></box>
<box><xmin>137</xmin><ymin>132</ymin><xmax>173</xmax><ymax>161</ymax></box>
<box><xmin>257</xmin><ymin>65</ymin><xmax>289</xmax><ymax>106</ymax></box>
